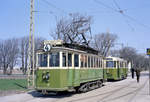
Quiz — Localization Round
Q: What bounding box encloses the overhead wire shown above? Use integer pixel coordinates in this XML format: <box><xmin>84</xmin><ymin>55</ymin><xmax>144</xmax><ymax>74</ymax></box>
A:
<box><xmin>41</xmin><ymin>0</ymin><xmax>68</xmax><ymax>15</ymax></box>
<box><xmin>93</xmin><ymin>0</ymin><xmax>150</xmax><ymax>30</ymax></box>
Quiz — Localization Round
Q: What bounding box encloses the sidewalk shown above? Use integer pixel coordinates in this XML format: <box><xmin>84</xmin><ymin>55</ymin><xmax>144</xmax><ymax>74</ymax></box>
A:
<box><xmin>129</xmin><ymin>71</ymin><xmax>150</xmax><ymax>102</ymax></box>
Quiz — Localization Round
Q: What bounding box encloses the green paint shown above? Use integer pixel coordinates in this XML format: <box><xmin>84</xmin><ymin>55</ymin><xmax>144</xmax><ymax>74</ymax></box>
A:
<box><xmin>106</xmin><ymin>68</ymin><xmax>128</xmax><ymax>80</ymax></box>
<box><xmin>36</xmin><ymin>68</ymin><xmax>105</xmax><ymax>91</ymax></box>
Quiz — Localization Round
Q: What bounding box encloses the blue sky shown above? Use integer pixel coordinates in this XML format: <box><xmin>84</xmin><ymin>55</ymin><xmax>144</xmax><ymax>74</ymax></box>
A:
<box><xmin>0</xmin><ymin>0</ymin><xmax>150</xmax><ymax>53</ymax></box>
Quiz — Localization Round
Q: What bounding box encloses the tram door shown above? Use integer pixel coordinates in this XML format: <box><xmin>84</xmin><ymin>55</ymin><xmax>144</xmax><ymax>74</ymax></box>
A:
<box><xmin>117</xmin><ymin>61</ymin><xmax>120</xmax><ymax>79</ymax></box>
<box><xmin>67</xmin><ymin>53</ymin><xmax>80</xmax><ymax>86</ymax></box>
<box><xmin>73</xmin><ymin>54</ymin><xmax>80</xmax><ymax>86</ymax></box>
<box><xmin>67</xmin><ymin>53</ymin><xmax>74</xmax><ymax>86</ymax></box>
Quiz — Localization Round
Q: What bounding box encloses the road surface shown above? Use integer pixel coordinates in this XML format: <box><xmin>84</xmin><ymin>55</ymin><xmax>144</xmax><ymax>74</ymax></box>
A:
<box><xmin>0</xmin><ymin>71</ymin><xmax>150</xmax><ymax>102</ymax></box>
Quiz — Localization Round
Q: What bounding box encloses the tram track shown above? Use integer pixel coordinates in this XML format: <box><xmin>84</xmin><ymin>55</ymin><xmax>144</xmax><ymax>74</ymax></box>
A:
<box><xmin>52</xmin><ymin>80</ymin><xmax>134</xmax><ymax>102</ymax></box>
<box><xmin>97</xmin><ymin>78</ymin><xmax>148</xmax><ymax>102</ymax></box>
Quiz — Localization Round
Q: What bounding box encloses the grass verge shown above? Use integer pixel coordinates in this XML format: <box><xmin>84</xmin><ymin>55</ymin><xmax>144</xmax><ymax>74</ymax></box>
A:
<box><xmin>0</xmin><ymin>79</ymin><xmax>27</xmax><ymax>91</ymax></box>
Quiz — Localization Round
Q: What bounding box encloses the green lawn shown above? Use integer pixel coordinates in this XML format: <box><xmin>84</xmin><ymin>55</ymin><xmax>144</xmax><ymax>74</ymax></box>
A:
<box><xmin>0</xmin><ymin>79</ymin><xmax>27</xmax><ymax>91</ymax></box>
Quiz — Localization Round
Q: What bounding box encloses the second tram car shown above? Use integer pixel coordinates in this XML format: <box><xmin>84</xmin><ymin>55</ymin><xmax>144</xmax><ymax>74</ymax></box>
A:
<box><xmin>35</xmin><ymin>40</ymin><xmax>107</xmax><ymax>93</ymax></box>
<box><xmin>104</xmin><ymin>56</ymin><xmax>128</xmax><ymax>80</ymax></box>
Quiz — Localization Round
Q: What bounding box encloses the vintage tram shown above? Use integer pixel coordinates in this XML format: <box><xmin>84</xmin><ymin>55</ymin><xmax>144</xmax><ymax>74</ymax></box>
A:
<box><xmin>35</xmin><ymin>40</ymin><xmax>107</xmax><ymax>93</ymax></box>
<box><xmin>104</xmin><ymin>56</ymin><xmax>128</xmax><ymax>80</ymax></box>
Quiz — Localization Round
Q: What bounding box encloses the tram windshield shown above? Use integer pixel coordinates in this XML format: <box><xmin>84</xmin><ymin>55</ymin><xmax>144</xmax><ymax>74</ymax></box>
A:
<box><xmin>106</xmin><ymin>61</ymin><xmax>116</xmax><ymax>68</ymax></box>
<box><xmin>38</xmin><ymin>52</ymin><xmax>60</xmax><ymax>67</ymax></box>
<box><xmin>38</xmin><ymin>54</ymin><xmax>48</xmax><ymax>67</ymax></box>
<box><xmin>49</xmin><ymin>52</ymin><xmax>59</xmax><ymax>67</ymax></box>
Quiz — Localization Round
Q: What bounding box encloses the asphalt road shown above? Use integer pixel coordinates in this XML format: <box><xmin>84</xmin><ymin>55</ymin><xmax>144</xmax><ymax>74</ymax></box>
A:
<box><xmin>0</xmin><ymin>72</ymin><xmax>150</xmax><ymax>102</ymax></box>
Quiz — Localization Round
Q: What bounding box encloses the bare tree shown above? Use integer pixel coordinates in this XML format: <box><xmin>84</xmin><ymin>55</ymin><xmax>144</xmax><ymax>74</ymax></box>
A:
<box><xmin>51</xmin><ymin>13</ymin><xmax>92</xmax><ymax>46</ymax></box>
<box><xmin>93</xmin><ymin>33</ymin><xmax>117</xmax><ymax>57</ymax></box>
<box><xmin>0</xmin><ymin>38</ymin><xmax>19</xmax><ymax>74</ymax></box>
<box><xmin>119</xmin><ymin>47</ymin><xmax>137</xmax><ymax>62</ymax></box>
<box><xmin>20</xmin><ymin>36</ymin><xmax>29</xmax><ymax>74</ymax></box>
<box><xmin>19</xmin><ymin>36</ymin><xmax>44</xmax><ymax>74</ymax></box>
<box><xmin>119</xmin><ymin>47</ymin><xmax>149</xmax><ymax>70</ymax></box>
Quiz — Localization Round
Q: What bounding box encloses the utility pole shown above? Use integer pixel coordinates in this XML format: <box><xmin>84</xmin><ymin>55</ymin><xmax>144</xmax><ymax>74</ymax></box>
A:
<box><xmin>27</xmin><ymin>0</ymin><xmax>35</xmax><ymax>89</ymax></box>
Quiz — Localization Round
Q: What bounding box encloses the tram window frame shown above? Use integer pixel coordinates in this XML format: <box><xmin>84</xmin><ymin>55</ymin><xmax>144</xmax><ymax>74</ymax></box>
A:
<box><xmin>49</xmin><ymin>52</ymin><xmax>60</xmax><ymax>67</ymax></box>
<box><xmin>62</xmin><ymin>53</ymin><xmax>66</xmax><ymax>67</ymax></box>
<box><xmin>74</xmin><ymin>54</ymin><xmax>79</xmax><ymax>67</ymax></box>
<box><xmin>68</xmin><ymin>53</ymin><xmax>72</xmax><ymax>67</ymax></box>
<box><xmin>38</xmin><ymin>54</ymin><xmax>48</xmax><ymax>67</ymax></box>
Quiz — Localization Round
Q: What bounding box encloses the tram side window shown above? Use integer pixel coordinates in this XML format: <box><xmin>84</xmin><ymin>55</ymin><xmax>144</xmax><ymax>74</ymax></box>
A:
<box><xmin>68</xmin><ymin>53</ymin><xmax>72</xmax><ymax>67</ymax></box>
<box><xmin>99</xmin><ymin>58</ymin><xmax>101</xmax><ymax>68</ymax></box>
<box><xmin>49</xmin><ymin>52</ymin><xmax>59</xmax><ymax>67</ymax></box>
<box><xmin>74</xmin><ymin>54</ymin><xmax>79</xmax><ymax>67</ymax></box>
<box><xmin>94</xmin><ymin>57</ymin><xmax>96</xmax><ymax>67</ymax></box>
<box><xmin>91</xmin><ymin>57</ymin><xmax>93</xmax><ymax>68</ymax></box>
<box><xmin>63</xmin><ymin>53</ymin><xmax>66</xmax><ymax>67</ymax></box>
<box><xmin>101</xmin><ymin>60</ymin><xmax>103</xmax><ymax>68</ymax></box>
<box><xmin>106</xmin><ymin>61</ymin><xmax>114</xmax><ymax>68</ymax></box>
<box><xmin>96</xmin><ymin>58</ymin><xmax>98</xmax><ymax>68</ymax></box>
<box><xmin>114</xmin><ymin>61</ymin><xmax>116</xmax><ymax>68</ymax></box>
<box><xmin>88</xmin><ymin>56</ymin><xmax>90</xmax><ymax>68</ymax></box>
<box><xmin>38</xmin><ymin>54</ymin><xmax>47</xmax><ymax>67</ymax></box>
<box><xmin>85</xmin><ymin>55</ymin><xmax>87</xmax><ymax>68</ymax></box>
<box><xmin>81</xmin><ymin>55</ymin><xmax>84</xmax><ymax>68</ymax></box>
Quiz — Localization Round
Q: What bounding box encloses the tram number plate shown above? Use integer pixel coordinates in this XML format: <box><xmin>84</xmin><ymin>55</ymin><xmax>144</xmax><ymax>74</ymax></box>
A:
<box><xmin>147</xmin><ymin>48</ymin><xmax>150</xmax><ymax>55</ymax></box>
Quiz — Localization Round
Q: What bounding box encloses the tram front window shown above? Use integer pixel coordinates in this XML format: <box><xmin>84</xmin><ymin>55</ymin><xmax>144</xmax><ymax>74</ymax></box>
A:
<box><xmin>49</xmin><ymin>52</ymin><xmax>59</xmax><ymax>67</ymax></box>
<box><xmin>106</xmin><ymin>61</ymin><xmax>114</xmax><ymax>68</ymax></box>
<box><xmin>38</xmin><ymin>54</ymin><xmax>48</xmax><ymax>67</ymax></box>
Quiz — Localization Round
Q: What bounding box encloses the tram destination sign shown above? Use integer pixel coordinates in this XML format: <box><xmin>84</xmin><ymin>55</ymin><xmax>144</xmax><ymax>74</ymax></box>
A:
<box><xmin>147</xmin><ymin>48</ymin><xmax>150</xmax><ymax>55</ymax></box>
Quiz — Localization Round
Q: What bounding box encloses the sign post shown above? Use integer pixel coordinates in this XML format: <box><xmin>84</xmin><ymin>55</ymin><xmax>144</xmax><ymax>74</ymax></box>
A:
<box><xmin>146</xmin><ymin>48</ymin><xmax>150</xmax><ymax>95</ymax></box>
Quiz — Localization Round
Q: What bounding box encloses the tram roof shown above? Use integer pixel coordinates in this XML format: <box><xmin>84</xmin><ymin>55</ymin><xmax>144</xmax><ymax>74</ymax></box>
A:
<box><xmin>38</xmin><ymin>40</ymin><xmax>99</xmax><ymax>55</ymax></box>
<box><xmin>105</xmin><ymin>56</ymin><xmax>126</xmax><ymax>61</ymax></box>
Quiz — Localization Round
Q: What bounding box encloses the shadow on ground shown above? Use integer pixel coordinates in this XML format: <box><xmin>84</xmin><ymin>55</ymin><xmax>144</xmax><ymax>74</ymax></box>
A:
<box><xmin>28</xmin><ymin>91</ymin><xmax>74</xmax><ymax>98</ymax></box>
<box><xmin>14</xmin><ymin>82</ymin><xmax>27</xmax><ymax>89</ymax></box>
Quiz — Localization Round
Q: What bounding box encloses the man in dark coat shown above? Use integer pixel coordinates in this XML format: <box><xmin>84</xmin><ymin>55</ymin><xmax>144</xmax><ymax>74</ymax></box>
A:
<box><xmin>135</xmin><ymin>69</ymin><xmax>140</xmax><ymax>83</ymax></box>
<box><xmin>131</xmin><ymin>68</ymin><xmax>135</xmax><ymax>79</ymax></box>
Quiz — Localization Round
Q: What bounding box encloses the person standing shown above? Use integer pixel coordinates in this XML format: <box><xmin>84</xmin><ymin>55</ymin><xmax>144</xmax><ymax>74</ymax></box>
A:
<box><xmin>135</xmin><ymin>69</ymin><xmax>140</xmax><ymax>83</ymax></box>
<box><xmin>131</xmin><ymin>68</ymin><xmax>135</xmax><ymax>79</ymax></box>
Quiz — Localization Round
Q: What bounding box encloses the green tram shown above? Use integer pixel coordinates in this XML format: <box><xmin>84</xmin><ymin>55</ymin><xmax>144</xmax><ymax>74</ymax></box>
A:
<box><xmin>35</xmin><ymin>40</ymin><xmax>106</xmax><ymax>93</ymax></box>
<box><xmin>104</xmin><ymin>56</ymin><xmax>128</xmax><ymax>80</ymax></box>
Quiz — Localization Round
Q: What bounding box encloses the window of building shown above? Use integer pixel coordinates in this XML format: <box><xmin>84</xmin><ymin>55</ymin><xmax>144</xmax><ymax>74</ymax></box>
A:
<box><xmin>62</xmin><ymin>53</ymin><xmax>66</xmax><ymax>67</ymax></box>
<box><xmin>68</xmin><ymin>53</ymin><xmax>72</xmax><ymax>67</ymax></box>
<box><xmin>74</xmin><ymin>54</ymin><xmax>79</xmax><ymax>67</ymax></box>
<box><xmin>49</xmin><ymin>52</ymin><xmax>59</xmax><ymax>67</ymax></box>
<box><xmin>38</xmin><ymin>54</ymin><xmax>47</xmax><ymax>67</ymax></box>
